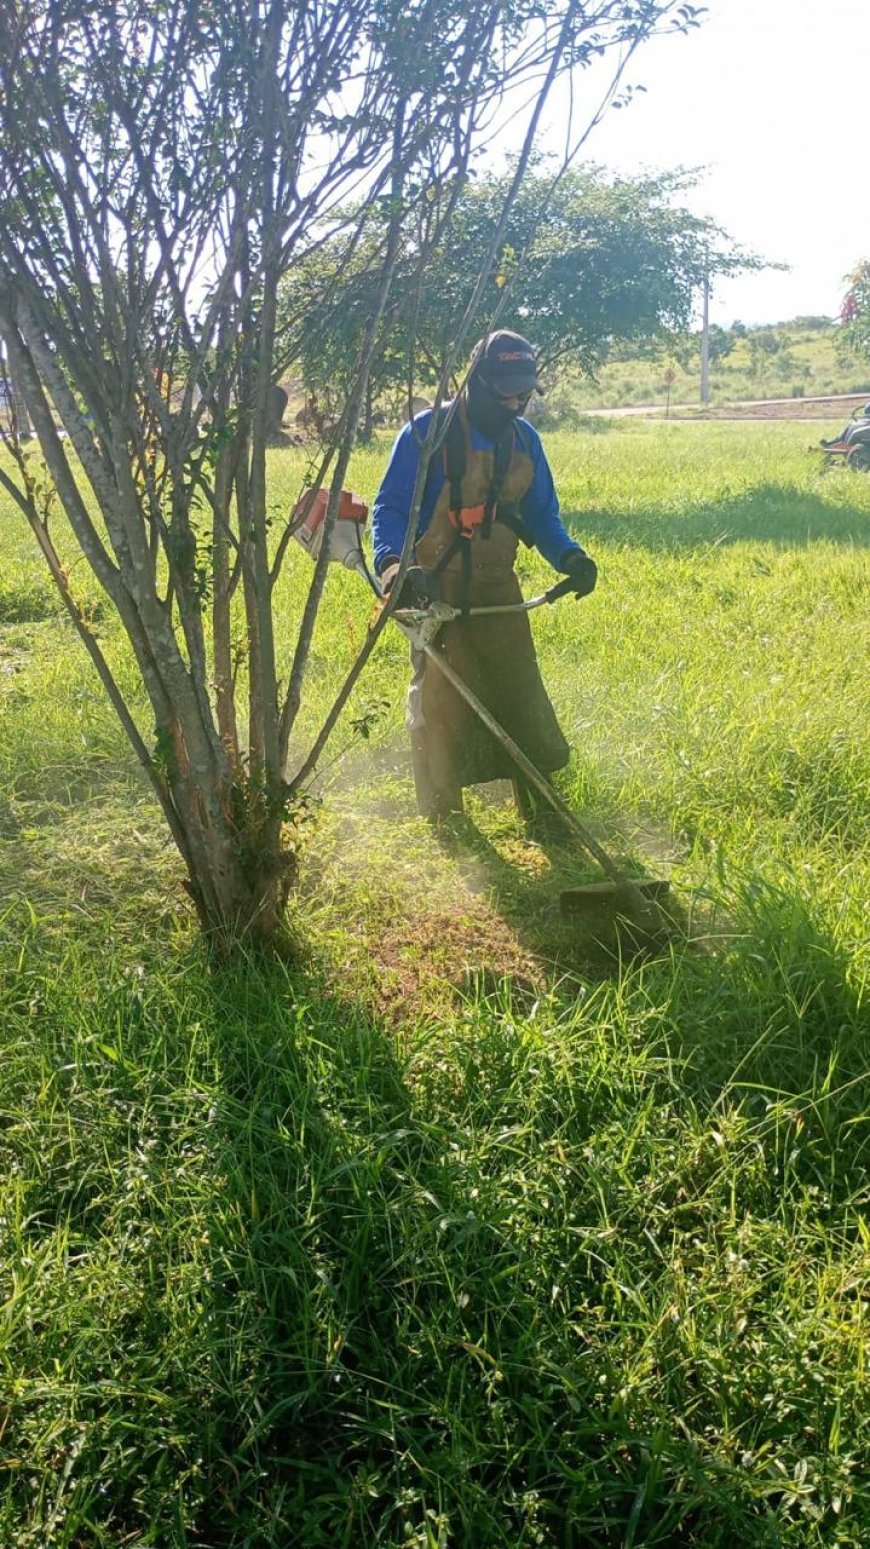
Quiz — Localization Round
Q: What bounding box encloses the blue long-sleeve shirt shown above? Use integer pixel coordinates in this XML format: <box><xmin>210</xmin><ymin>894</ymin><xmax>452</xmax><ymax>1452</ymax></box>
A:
<box><xmin>371</xmin><ymin>408</ymin><xmax>582</xmax><ymax>575</ymax></box>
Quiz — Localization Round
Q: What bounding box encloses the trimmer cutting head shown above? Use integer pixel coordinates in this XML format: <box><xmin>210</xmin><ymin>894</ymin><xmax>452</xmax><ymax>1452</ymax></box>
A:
<box><xmin>559</xmin><ymin>878</ymin><xmax>673</xmax><ymax>952</ymax></box>
<box><xmin>559</xmin><ymin>877</ymin><xmax>670</xmax><ymax>916</ymax></box>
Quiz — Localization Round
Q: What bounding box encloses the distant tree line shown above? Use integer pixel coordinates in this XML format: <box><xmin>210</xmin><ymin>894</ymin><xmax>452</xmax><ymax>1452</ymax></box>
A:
<box><xmin>280</xmin><ymin>165</ymin><xmax>758</xmax><ymax>433</ymax></box>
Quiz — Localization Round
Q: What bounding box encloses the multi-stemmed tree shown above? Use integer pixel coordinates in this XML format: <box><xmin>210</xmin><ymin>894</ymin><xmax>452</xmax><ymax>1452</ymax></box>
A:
<box><xmin>0</xmin><ymin>0</ymin><xmax>702</xmax><ymax>942</ymax></box>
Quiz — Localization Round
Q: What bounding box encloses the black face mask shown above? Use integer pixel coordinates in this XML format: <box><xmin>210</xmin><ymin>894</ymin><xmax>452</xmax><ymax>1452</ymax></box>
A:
<box><xmin>466</xmin><ymin>374</ymin><xmax>524</xmax><ymax>442</ymax></box>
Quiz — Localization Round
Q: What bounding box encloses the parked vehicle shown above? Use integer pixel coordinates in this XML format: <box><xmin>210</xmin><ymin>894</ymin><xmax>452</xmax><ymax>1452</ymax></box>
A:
<box><xmin>817</xmin><ymin>404</ymin><xmax>870</xmax><ymax>469</ymax></box>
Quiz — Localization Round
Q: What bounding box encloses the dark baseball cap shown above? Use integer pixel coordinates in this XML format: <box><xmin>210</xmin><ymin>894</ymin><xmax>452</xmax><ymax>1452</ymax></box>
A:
<box><xmin>474</xmin><ymin>330</ymin><xmax>541</xmax><ymax>395</ymax></box>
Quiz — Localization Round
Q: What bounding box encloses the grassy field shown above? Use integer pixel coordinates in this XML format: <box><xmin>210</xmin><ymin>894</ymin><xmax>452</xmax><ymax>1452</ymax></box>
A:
<box><xmin>1</xmin><ymin>421</ymin><xmax>868</xmax><ymax>1547</ymax></box>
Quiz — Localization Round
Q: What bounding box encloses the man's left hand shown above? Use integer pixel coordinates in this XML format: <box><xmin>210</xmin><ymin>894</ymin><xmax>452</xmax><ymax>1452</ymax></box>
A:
<box><xmin>382</xmin><ymin>563</ymin><xmax>435</xmax><ymax>608</ymax></box>
<box><xmin>560</xmin><ymin>549</ymin><xmax>598</xmax><ymax>597</ymax></box>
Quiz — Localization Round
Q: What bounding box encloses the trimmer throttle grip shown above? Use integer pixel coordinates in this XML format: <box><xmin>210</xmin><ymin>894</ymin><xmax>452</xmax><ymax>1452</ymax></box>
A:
<box><xmin>544</xmin><ymin>575</ymin><xmax>580</xmax><ymax>604</ymax></box>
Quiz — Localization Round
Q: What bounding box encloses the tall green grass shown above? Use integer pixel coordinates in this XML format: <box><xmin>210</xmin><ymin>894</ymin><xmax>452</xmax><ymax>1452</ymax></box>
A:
<box><xmin>1</xmin><ymin>420</ymin><xmax>868</xmax><ymax>1545</ymax></box>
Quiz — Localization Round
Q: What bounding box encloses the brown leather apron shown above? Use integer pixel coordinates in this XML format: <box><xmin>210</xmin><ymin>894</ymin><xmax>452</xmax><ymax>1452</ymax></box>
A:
<box><xmin>408</xmin><ymin>420</ymin><xmax>570</xmax><ymax>806</ymax></box>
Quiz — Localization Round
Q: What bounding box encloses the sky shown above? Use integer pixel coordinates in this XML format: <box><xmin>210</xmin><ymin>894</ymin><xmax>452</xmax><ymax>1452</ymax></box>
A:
<box><xmin>534</xmin><ymin>0</ymin><xmax>870</xmax><ymax>327</ymax></box>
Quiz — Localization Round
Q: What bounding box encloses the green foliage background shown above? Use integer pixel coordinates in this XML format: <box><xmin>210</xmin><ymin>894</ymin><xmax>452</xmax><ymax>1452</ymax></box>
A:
<box><xmin>281</xmin><ymin>165</ymin><xmax>750</xmax><ymax>419</ymax></box>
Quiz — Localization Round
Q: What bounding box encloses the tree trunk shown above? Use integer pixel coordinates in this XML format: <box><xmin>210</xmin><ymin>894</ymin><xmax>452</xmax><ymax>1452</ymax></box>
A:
<box><xmin>156</xmin><ymin>726</ymin><xmax>293</xmax><ymax>941</ymax></box>
<box><xmin>361</xmin><ymin>378</ymin><xmax>375</xmax><ymax>442</ymax></box>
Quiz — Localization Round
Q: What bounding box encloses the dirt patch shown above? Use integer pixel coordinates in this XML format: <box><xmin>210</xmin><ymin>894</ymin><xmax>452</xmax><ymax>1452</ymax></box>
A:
<box><xmin>674</xmin><ymin>393</ymin><xmax>870</xmax><ymax>423</ymax></box>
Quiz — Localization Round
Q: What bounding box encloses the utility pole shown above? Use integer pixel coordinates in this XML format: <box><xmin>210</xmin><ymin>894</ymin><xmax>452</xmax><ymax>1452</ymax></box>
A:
<box><xmin>700</xmin><ymin>264</ymin><xmax>710</xmax><ymax>407</ymax></box>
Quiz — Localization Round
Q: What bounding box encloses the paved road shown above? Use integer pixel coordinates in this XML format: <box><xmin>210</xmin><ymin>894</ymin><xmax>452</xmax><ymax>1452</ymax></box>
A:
<box><xmin>581</xmin><ymin>390</ymin><xmax>869</xmax><ymax>419</ymax></box>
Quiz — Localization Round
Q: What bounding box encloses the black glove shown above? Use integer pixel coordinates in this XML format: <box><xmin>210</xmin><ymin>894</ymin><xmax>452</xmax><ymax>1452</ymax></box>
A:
<box><xmin>560</xmin><ymin>548</ymin><xmax>598</xmax><ymax>597</ymax></box>
<box><xmin>380</xmin><ymin>561</ymin><xmax>434</xmax><ymax>608</ymax></box>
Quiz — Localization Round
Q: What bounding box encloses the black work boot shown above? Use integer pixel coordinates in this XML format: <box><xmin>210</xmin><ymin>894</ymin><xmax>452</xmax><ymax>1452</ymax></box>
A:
<box><xmin>412</xmin><ymin>738</ymin><xmax>463</xmax><ymax>823</ymax></box>
<box><xmin>512</xmin><ymin>778</ymin><xmax>567</xmax><ymax>840</ymax></box>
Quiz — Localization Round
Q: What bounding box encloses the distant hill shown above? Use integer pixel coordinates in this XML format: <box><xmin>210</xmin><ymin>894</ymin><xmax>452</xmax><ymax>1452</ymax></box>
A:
<box><xmin>562</xmin><ymin>318</ymin><xmax>870</xmax><ymax>411</ymax></box>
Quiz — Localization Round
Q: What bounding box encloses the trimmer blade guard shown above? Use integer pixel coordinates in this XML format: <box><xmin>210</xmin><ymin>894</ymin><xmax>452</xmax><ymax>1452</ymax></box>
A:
<box><xmin>559</xmin><ymin>879</ymin><xmax>674</xmax><ymax>955</ymax></box>
<box><xmin>559</xmin><ymin>877</ymin><xmax>670</xmax><ymax>919</ymax></box>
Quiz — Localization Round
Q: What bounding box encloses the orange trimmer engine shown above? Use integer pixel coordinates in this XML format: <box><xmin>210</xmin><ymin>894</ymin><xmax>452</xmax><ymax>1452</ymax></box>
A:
<box><xmin>291</xmin><ymin>486</ymin><xmax>369</xmax><ymax>572</ymax></box>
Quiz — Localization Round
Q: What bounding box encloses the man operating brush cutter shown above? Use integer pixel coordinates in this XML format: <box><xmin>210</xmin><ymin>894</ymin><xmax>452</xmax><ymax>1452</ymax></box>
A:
<box><xmin>372</xmin><ymin>331</ymin><xmax>598</xmax><ymax>826</ymax></box>
<box><xmin>290</xmin><ymin>335</ymin><xmax>670</xmax><ymax>946</ymax></box>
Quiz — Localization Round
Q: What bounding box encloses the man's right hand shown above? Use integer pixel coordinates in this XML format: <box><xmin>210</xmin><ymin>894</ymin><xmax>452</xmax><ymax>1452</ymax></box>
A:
<box><xmin>380</xmin><ymin>562</ymin><xmax>434</xmax><ymax>608</ymax></box>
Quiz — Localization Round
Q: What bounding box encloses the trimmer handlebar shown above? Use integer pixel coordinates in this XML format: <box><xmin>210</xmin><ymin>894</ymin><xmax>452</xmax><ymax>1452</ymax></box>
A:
<box><xmin>542</xmin><ymin>574</ymin><xmax>579</xmax><ymax>604</ymax></box>
<box><xmin>389</xmin><ymin>573</ymin><xmax>582</xmax><ymax>649</ymax></box>
<box><xmin>391</xmin><ymin>573</ymin><xmax>578</xmax><ymax>619</ymax></box>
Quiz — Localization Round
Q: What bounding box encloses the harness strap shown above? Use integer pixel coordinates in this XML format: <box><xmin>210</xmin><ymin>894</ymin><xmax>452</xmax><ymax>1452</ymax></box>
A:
<box><xmin>443</xmin><ymin>407</ymin><xmax>515</xmax><ymax>535</ymax></box>
<box><xmin>429</xmin><ymin>530</ymin><xmax>463</xmax><ymax>581</ymax></box>
<box><xmin>495</xmin><ymin>504</ymin><xmax>530</xmax><ymax>545</ymax></box>
<box><xmin>460</xmin><ymin>538</ymin><xmax>472</xmax><ymax>618</ymax></box>
<box><xmin>482</xmin><ymin>425</ymin><xmax>514</xmax><ymax>540</ymax></box>
<box><xmin>444</xmin><ymin>408</ymin><xmax>467</xmax><ymax>527</ymax></box>
<box><xmin>424</xmin><ymin>526</ymin><xmax>476</xmax><ymax>618</ymax></box>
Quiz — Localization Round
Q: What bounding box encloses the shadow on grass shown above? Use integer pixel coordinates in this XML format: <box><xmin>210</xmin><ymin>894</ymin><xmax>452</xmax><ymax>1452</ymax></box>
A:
<box><xmin>2</xmin><ymin>867</ymin><xmax>867</xmax><ymax>1547</ymax></box>
<box><xmin>432</xmin><ymin>804</ymin><xmax>684</xmax><ymax>981</ymax></box>
<box><xmin>565</xmin><ymin>483</ymin><xmax>870</xmax><ymax>550</ymax></box>
<box><xmin>193</xmin><ymin>894</ymin><xmax>870</xmax><ymax>1546</ymax></box>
